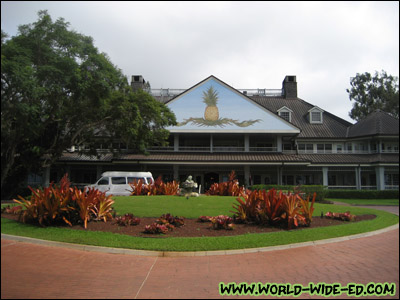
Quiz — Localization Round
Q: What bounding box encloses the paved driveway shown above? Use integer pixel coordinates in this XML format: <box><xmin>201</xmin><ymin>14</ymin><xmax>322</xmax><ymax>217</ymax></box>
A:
<box><xmin>2</xmin><ymin>224</ymin><xmax>399</xmax><ymax>299</ymax></box>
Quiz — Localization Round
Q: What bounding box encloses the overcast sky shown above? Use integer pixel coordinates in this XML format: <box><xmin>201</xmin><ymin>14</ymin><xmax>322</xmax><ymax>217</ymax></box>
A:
<box><xmin>2</xmin><ymin>1</ymin><xmax>399</xmax><ymax>123</ymax></box>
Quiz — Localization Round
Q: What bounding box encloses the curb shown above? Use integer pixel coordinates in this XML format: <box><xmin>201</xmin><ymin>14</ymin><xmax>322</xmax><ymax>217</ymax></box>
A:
<box><xmin>2</xmin><ymin>223</ymin><xmax>398</xmax><ymax>257</ymax></box>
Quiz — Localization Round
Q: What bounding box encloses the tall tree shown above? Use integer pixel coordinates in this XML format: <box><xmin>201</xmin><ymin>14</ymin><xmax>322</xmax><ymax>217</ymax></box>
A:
<box><xmin>1</xmin><ymin>11</ymin><xmax>176</xmax><ymax>197</ymax></box>
<box><xmin>347</xmin><ymin>70</ymin><xmax>399</xmax><ymax>121</ymax></box>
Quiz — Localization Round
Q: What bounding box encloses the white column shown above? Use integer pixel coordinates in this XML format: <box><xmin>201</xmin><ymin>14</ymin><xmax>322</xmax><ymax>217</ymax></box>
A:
<box><xmin>174</xmin><ymin>134</ymin><xmax>179</xmax><ymax>152</ymax></box>
<box><xmin>375</xmin><ymin>166</ymin><xmax>385</xmax><ymax>190</ymax></box>
<box><xmin>244</xmin><ymin>134</ymin><xmax>250</xmax><ymax>152</ymax></box>
<box><xmin>355</xmin><ymin>166</ymin><xmax>361</xmax><ymax>190</ymax></box>
<box><xmin>322</xmin><ymin>167</ymin><xmax>329</xmax><ymax>187</ymax></box>
<box><xmin>277</xmin><ymin>136</ymin><xmax>282</xmax><ymax>152</ymax></box>
<box><xmin>277</xmin><ymin>165</ymin><xmax>283</xmax><ymax>185</ymax></box>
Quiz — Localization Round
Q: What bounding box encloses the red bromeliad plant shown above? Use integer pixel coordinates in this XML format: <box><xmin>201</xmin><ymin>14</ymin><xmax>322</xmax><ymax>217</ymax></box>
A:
<box><xmin>231</xmin><ymin>189</ymin><xmax>261</xmax><ymax>223</ymax></box>
<box><xmin>90</xmin><ymin>192</ymin><xmax>115</xmax><ymax>223</ymax></box>
<box><xmin>129</xmin><ymin>179</ymin><xmax>149</xmax><ymax>196</ymax></box>
<box><xmin>259</xmin><ymin>189</ymin><xmax>285</xmax><ymax>225</ymax></box>
<box><xmin>298</xmin><ymin>192</ymin><xmax>316</xmax><ymax>226</ymax></box>
<box><xmin>144</xmin><ymin>222</ymin><xmax>173</xmax><ymax>234</ymax></box>
<box><xmin>14</xmin><ymin>173</ymin><xmax>115</xmax><ymax>228</ymax></box>
<box><xmin>325</xmin><ymin>211</ymin><xmax>355</xmax><ymax>221</ymax></box>
<box><xmin>14</xmin><ymin>175</ymin><xmax>75</xmax><ymax>226</ymax></box>
<box><xmin>129</xmin><ymin>177</ymin><xmax>179</xmax><ymax>196</ymax></box>
<box><xmin>210</xmin><ymin>215</ymin><xmax>235</xmax><ymax>230</ymax></box>
<box><xmin>157</xmin><ymin>213</ymin><xmax>185</xmax><ymax>227</ymax></box>
<box><xmin>114</xmin><ymin>213</ymin><xmax>141</xmax><ymax>226</ymax></box>
<box><xmin>281</xmin><ymin>193</ymin><xmax>306</xmax><ymax>229</ymax></box>
<box><xmin>206</xmin><ymin>170</ymin><xmax>246</xmax><ymax>196</ymax></box>
<box><xmin>197</xmin><ymin>216</ymin><xmax>212</xmax><ymax>223</ymax></box>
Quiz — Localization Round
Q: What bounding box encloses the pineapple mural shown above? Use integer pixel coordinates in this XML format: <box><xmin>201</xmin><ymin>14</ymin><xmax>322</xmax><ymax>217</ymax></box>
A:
<box><xmin>177</xmin><ymin>84</ymin><xmax>261</xmax><ymax>128</ymax></box>
<box><xmin>203</xmin><ymin>86</ymin><xmax>219</xmax><ymax>121</ymax></box>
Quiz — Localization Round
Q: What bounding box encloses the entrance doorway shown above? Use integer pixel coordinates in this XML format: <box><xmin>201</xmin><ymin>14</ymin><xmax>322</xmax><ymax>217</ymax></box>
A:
<box><xmin>204</xmin><ymin>172</ymin><xmax>219</xmax><ymax>192</ymax></box>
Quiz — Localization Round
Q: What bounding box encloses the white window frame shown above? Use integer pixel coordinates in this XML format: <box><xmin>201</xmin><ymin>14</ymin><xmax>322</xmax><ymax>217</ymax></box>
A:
<box><xmin>277</xmin><ymin>106</ymin><xmax>293</xmax><ymax>123</ymax></box>
<box><xmin>308</xmin><ymin>107</ymin><xmax>324</xmax><ymax>124</ymax></box>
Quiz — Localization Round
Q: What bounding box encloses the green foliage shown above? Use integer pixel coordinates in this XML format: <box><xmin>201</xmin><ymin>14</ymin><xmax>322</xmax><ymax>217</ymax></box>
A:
<box><xmin>347</xmin><ymin>70</ymin><xmax>399</xmax><ymax>121</ymax></box>
<box><xmin>202</xmin><ymin>86</ymin><xmax>218</xmax><ymax>106</ymax></box>
<box><xmin>326</xmin><ymin>189</ymin><xmax>399</xmax><ymax>199</ymax></box>
<box><xmin>1</xmin><ymin>11</ymin><xmax>176</xmax><ymax>198</ymax></box>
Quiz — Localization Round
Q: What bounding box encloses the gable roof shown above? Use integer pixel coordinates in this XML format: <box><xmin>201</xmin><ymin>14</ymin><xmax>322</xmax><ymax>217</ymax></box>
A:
<box><xmin>164</xmin><ymin>75</ymin><xmax>301</xmax><ymax>134</ymax></box>
<box><xmin>347</xmin><ymin>110</ymin><xmax>399</xmax><ymax>138</ymax></box>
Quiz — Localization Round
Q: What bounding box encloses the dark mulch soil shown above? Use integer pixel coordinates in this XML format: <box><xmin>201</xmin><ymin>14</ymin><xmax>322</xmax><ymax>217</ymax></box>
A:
<box><xmin>1</xmin><ymin>213</ymin><xmax>376</xmax><ymax>238</ymax></box>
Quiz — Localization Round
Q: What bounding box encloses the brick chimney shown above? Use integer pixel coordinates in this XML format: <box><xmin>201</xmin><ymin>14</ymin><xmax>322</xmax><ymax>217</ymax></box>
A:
<box><xmin>131</xmin><ymin>75</ymin><xmax>146</xmax><ymax>91</ymax></box>
<box><xmin>282</xmin><ymin>75</ymin><xmax>297</xmax><ymax>99</ymax></box>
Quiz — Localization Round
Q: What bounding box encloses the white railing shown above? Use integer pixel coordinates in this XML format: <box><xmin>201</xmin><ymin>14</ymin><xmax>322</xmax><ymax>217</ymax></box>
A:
<box><xmin>249</xmin><ymin>147</ymin><xmax>278</xmax><ymax>152</ymax></box>
<box><xmin>238</xmin><ymin>89</ymin><xmax>283</xmax><ymax>97</ymax></box>
<box><xmin>150</xmin><ymin>88</ymin><xmax>283</xmax><ymax>97</ymax></box>
<box><xmin>150</xmin><ymin>88</ymin><xmax>186</xmax><ymax>97</ymax></box>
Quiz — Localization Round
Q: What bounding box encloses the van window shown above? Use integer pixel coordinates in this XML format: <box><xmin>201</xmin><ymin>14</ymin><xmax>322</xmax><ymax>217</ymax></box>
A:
<box><xmin>128</xmin><ymin>177</ymin><xmax>145</xmax><ymax>184</ymax></box>
<box><xmin>111</xmin><ymin>177</ymin><xmax>126</xmax><ymax>185</ymax></box>
<box><xmin>98</xmin><ymin>178</ymin><xmax>109</xmax><ymax>185</ymax></box>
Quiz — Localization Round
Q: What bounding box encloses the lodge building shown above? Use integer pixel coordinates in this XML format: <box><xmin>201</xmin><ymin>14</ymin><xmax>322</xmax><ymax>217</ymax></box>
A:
<box><xmin>43</xmin><ymin>75</ymin><xmax>399</xmax><ymax>192</ymax></box>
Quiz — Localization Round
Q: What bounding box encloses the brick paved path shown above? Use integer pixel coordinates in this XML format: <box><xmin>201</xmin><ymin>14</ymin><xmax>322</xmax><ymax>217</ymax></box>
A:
<box><xmin>2</xmin><ymin>227</ymin><xmax>398</xmax><ymax>299</ymax></box>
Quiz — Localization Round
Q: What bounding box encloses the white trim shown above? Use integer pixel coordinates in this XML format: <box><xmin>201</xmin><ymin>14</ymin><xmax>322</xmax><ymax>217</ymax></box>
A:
<box><xmin>169</xmin><ymin>129</ymin><xmax>300</xmax><ymax>133</ymax></box>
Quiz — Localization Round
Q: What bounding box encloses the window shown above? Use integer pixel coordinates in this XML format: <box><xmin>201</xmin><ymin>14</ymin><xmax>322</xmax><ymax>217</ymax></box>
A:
<box><xmin>111</xmin><ymin>177</ymin><xmax>126</xmax><ymax>185</ymax></box>
<box><xmin>98</xmin><ymin>178</ymin><xmax>109</xmax><ymax>185</ymax></box>
<box><xmin>283</xmin><ymin>143</ymin><xmax>293</xmax><ymax>150</ymax></box>
<box><xmin>336</xmin><ymin>144</ymin><xmax>343</xmax><ymax>153</ymax></box>
<box><xmin>277</xmin><ymin>106</ymin><xmax>293</xmax><ymax>122</ymax></box>
<box><xmin>316</xmin><ymin>144</ymin><xmax>332</xmax><ymax>153</ymax></box>
<box><xmin>311</xmin><ymin>112</ymin><xmax>322</xmax><ymax>122</ymax></box>
<box><xmin>298</xmin><ymin>143</ymin><xmax>313</xmax><ymax>152</ymax></box>
<box><xmin>280</xmin><ymin>111</ymin><xmax>290</xmax><ymax>122</ymax></box>
<box><xmin>308</xmin><ymin>107</ymin><xmax>324</xmax><ymax>124</ymax></box>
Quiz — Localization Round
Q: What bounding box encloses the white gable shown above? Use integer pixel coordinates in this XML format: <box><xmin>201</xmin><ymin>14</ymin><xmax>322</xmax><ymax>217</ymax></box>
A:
<box><xmin>166</xmin><ymin>76</ymin><xmax>300</xmax><ymax>133</ymax></box>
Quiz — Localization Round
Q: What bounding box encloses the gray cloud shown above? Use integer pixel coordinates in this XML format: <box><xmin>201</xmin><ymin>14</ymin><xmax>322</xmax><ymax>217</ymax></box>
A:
<box><xmin>2</xmin><ymin>1</ymin><xmax>399</xmax><ymax>122</ymax></box>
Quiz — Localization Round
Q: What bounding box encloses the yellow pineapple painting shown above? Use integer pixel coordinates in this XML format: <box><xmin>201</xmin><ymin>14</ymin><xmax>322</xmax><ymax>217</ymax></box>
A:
<box><xmin>203</xmin><ymin>86</ymin><xmax>219</xmax><ymax>121</ymax></box>
<box><xmin>177</xmin><ymin>84</ymin><xmax>260</xmax><ymax>128</ymax></box>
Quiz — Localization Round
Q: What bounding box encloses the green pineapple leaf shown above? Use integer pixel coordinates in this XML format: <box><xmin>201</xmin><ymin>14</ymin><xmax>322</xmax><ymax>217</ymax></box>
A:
<box><xmin>202</xmin><ymin>86</ymin><xmax>218</xmax><ymax>107</ymax></box>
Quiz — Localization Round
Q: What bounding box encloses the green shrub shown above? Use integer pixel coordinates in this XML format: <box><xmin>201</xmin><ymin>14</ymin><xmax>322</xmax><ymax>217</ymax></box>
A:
<box><xmin>326</xmin><ymin>189</ymin><xmax>399</xmax><ymax>199</ymax></box>
<box><xmin>250</xmin><ymin>185</ymin><xmax>327</xmax><ymax>202</ymax></box>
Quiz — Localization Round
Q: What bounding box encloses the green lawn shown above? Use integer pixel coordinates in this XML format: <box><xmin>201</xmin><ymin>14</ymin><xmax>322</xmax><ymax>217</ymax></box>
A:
<box><xmin>111</xmin><ymin>195</ymin><xmax>237</xmax><ymax>218</ymax></box>
<box><xmin>328</xmin><ymin>198</ymin><xmax>399</xmax><ymax>206</ymax></box>
<box><xmin>1</xmin><ymin>196</ymin><xmax>399</xmax><ymax>252</ymax></box>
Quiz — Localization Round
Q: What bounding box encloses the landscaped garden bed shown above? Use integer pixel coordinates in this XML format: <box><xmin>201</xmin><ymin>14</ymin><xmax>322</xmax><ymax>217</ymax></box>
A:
<box><xmin>0</xmin><ymin>212</ymin><xmax>376</xmax><ymax>238</ymax></box>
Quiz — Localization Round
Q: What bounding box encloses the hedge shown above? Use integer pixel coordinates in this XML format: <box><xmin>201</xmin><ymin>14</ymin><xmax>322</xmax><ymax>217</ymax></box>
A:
<box><xmin>249</xmin><ymin>185</ymin><xmax>327</xmax><ymax>202</ymax></box>
<box><xmin>250</xmin><ymin>185</ymin><xmax>398</xmax><ymax>200</ymax></box>
<box><xmin>326</xmin><ymin>189</ymin><xmax>399</xmax><ymax>199</ymax></box>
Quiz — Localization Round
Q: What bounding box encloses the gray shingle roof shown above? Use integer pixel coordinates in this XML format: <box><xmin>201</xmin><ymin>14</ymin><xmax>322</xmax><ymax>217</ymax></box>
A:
<box><xmin>58</xmin><ymin>151</ymin><xmax>398</xmax><ymax>165</ymax></box>
<box><xmin>347</xmin><ymin>110</ymin><xmax>399</xmax><ymax>138</ymax></box>
<box><xmin>250</xmin><ymin>96</ymin><xmax>352</xmax><ymax>138</ymax></box>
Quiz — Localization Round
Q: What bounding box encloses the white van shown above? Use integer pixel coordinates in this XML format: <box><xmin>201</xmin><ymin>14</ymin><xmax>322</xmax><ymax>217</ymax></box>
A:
<box><xmin>87</xmin><ymin>171</ymin><xmax>154</xmax><ymax>196</ymax></box>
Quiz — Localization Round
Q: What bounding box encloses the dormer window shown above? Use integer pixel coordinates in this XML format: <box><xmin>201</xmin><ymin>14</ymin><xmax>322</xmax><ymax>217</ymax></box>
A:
<box><xmin>277</xmin><ymin>106</ymin><xmax>293</xmax><ymax>123</ymax></box>
<box><xmin>308</xmin><ymin>107</ymin><xmax>324</xmax><ymax>124</ymax></box>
